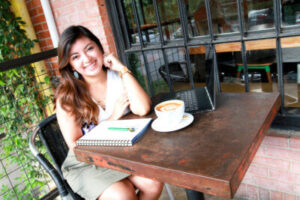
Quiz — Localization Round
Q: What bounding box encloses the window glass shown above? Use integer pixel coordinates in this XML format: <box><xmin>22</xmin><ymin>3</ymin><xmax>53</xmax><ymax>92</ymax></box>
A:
<box><xmin>186</xmin><ymin>0</ymin><xmax>208</xmax><ymax>36</ymax></box>
<box><xmin>143</xmin><ymin>50</ymin><xmax>169</xmax><ymax>95</ymax></box>
<box><xmin>245</xmin><ymin>0</ymin><xmax>274</xmax><ymax>31</ymax></box>
<box><xmin>245</xmin><ymin>40</ymin><xmax>277</xmax><ymax>93</ymax></box>
<box><xmin>215</xmin><ymin>43</ymin><xmax>245</xmax><ymax>92</ymax></box>
<box><xmin>123</xmin><ymin>0</ymin><xmax>159</xmax><ymax>45</ymax></box>
<box><xmin>157</xmin><ymin>0</ymin><xmax>181</xmax><ymax>41</ymax></box>
<box><xmin>282</xmin><ymin>0</ymin><xmax>300</xmax><ymax>26</ymax></box>
<box><xmin>209</xmin><ymin>0</ymin><xmax>239</xmax><ymax>34</ymax></box>
<box><xmin>186</xmin><ymin>0</ymin><xmax>239</xmax><ymax>36</ymax></box>
<box><xmin>164</xmin><ymin>48</ymin><xmax>192</xmax><ymax>91</ymax></box>
<box><xmin>189</xmin><ymin>45</ymin><xmax>209</xmax><ymax>87</ymax></box>
<box><xmin>281</xmin><ymin>37</ymin><xmax>300</xmax><ymax>110</ymax></box>
<box><xmin>127</xmin><ymin>52</ymin><xmax>151</xmax><ymax>94</ymax></box>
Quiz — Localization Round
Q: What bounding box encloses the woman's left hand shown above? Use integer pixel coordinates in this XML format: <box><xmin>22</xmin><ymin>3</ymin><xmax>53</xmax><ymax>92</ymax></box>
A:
<box><xmin>103</xmin><ymin>53</ymin><xmax>126</xmax><ymax>72</ymax></box>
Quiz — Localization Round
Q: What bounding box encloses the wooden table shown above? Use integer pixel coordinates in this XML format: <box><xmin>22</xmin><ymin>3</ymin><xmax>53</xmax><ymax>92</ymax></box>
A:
<box><xmin>74</xmin><ymin>92</ymin><xmax>280</xmax><ymax>199</ymax></box>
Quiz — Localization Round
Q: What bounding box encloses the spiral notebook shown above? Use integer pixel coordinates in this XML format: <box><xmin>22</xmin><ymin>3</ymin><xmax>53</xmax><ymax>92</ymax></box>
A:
<box><xmin>76</xmin><ymin>118</ymin><xmax>152</xmax><ymax>146</ymax></box>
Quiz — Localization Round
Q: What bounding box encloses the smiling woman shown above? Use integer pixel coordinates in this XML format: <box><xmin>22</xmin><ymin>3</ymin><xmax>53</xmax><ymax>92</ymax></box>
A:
<box><xmin>53</xmin><ymin>25</ymin><xmax>162</xmax><ymax>200</ymax></box>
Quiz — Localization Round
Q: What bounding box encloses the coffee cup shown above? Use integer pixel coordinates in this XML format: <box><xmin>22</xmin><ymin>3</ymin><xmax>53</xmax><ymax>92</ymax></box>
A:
<box><xmin>154</xmin><ymin>99</ymin><xmax>185</xmax><ymax>126</ymax></box>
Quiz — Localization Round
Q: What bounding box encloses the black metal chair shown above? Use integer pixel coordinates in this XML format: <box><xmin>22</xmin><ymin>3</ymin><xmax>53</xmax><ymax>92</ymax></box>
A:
<box><xmin>159</xmin><ymin>62</ymin><xmax>189</xmax><ymax>83</ymax></box>
<box><xmin>29</xmin><ymin>114</ymin><xmax>175</xmax><ymax>200</ymax></box>
<box><xmin>29</xmin><ymin>114</ymin><xmax>84</xmax><ymax>200</ymax></box>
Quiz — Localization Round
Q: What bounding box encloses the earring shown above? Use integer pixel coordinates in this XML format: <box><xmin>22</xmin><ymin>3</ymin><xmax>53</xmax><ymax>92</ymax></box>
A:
<box><xmin>73</xmin><ymin>71</ymin><xmax>79</xmax><ymax>79</ymax></box>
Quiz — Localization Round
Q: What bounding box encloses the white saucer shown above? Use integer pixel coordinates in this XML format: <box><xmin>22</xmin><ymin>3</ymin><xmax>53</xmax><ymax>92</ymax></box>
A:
<box><xmin>151</xmin><ymin>113</ymin><xmax>194</xmax><ymax>132</ymax></box>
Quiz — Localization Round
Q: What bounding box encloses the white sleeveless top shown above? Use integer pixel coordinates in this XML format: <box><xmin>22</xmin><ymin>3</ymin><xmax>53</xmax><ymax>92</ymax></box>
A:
<box><xmin>97</xmin><ymin>70</ymin><xmax>129</xmax><ymax>122</ymax></box>
<box><xmin>82</xmin><ymin>70</ymin><xmax>129</xmax><ymax>134</ymax></box>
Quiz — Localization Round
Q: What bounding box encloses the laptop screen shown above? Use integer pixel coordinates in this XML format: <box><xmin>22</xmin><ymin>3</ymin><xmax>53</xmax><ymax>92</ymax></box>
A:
<box><xmin>152</xmin><ymin>87</ymin><xmax>215</xmax><ymax>114</ymax></box>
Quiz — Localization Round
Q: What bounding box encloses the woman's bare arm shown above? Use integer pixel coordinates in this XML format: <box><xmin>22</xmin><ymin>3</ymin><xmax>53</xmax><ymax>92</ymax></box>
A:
<box><xmin>56</xmin><ymin>99</ymin><xmax>83</xmax><ymax>151</ymax></box>
<box><xmin>104</xmin><ymin>54</ymin><xmax>151</xmax><ymax>116</ymax></box>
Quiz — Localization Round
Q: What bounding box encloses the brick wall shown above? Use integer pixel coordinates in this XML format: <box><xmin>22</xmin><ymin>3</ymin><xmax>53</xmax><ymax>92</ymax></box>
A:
<box><xmin>50</xmin><ymin>0</ymin><xmax>117</xmax><ymax>54</ymax></box>
<box><xmin>25</xmin><ymin>0</ymin><xmax>117</xmax><ymax>77</ymax></box>
<box><xmin>234</xmin><ymin>133</ymin><xmax>300</xmax><ymax>200</ymax></box>
<box><xmin>25</xmin><ymin>0</ymin><xmax>58</xmax><ymax>77</ymax></box>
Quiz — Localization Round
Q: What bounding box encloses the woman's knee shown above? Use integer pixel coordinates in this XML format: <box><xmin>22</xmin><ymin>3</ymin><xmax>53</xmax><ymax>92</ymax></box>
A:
<box><xmin>147</xmin><ymin>179</ymin><xmax>164</xmax><ymax>194</ymax></box>
<box><xmin>99</xmin><ymin>179</ymin><xmax>137</xmax><ymax>200</ymax></box>
<box><xmin>129</xmin><ymin>176</ymin><xmax>163</xmax><ymax>194</ymax></box>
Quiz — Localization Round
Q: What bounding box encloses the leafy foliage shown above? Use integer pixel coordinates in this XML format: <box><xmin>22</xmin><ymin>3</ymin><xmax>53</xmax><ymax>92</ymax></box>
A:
<box><xmin>0</xmin><ymin>0</ymin><xmax>51</xmax><ymax>199</ymax></box>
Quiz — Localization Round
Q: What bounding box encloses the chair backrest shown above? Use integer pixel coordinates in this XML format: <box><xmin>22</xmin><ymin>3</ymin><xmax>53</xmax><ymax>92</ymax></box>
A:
<box><xmin>36</xmin><ymin>114</ymin><xmax>85</xmax><ymax>199</ymax></box>
<box><xmin>38</xmin><ymin>114</ymin><xmax>69</xmax><ymax>175</ymax></box>
<box><xmin>158</xmin><ymin>62</ymin><xmax>188</xmax><ymax>83</ymax></box>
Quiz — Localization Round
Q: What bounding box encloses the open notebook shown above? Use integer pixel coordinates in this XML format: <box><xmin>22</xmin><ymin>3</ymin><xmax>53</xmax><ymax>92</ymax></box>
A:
<box><xmin>76</xmin><ymin>118</ymin><xmax>152</xmax><ymax>146</ymax></box>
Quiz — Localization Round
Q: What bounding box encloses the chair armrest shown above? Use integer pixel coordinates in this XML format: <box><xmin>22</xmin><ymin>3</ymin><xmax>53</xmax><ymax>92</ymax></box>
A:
<box><xmin>29</xmin><ymin>126</ymin><xmax>69</xmax><ymax>199</ymax></box>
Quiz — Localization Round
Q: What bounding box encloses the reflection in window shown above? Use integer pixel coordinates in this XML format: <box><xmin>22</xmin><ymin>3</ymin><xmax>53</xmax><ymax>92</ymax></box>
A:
<box><xmin>164</xmin><ymin>48</ymin><xmax>191</xmax><ymax>92</ymax></box>
<box><xmin>186</xmin><ymin>0</ymin><xmax>239</xmax><ymax>36</ymax></box>
<box><xmin>209</xmin><ymin>0</ymin><xmax>239</xmax><ymax>34</ymax></box>
<box><xmin>123</xmin><ymin>0</ymin><xmax>159</xmax><ymax>44</ymax></box>
<box><xmin>143</xmin><ymin>50</ymin><xmax>169</xmax><ymax>95</ymax></box>
<box><xmin>282</xmin><ymin>0</ymin><xmax>300</xmax><ymax>26</ymax></box>
<box><xmin>189</xmin><ymin>46</ymin><xmax>207</xmax><ymax>86</ymax></box>
<box><xmin>245</xmin><ymin>0</ymin><xmax>274</xmax><ymax>31</ymax></box>
<box><xmin>157</xmin><ymin>0</ymin><xmax>181</xmax><ymax>41</ymax></box>
<box><xmin>128</xmin><ymin>52</ymin><xmax>150</xmax><ymax>94</ymax></box>
<box><xmin>283</xmin><ymin>62</ymin><xmax>300</xmax><ymax>108</ymax></box>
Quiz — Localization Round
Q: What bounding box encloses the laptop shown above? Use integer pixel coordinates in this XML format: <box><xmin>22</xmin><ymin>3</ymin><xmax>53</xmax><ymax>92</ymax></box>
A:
<box><xmin>152</xmin><ymin>45</ymin><xmax>218</xmax><ymax>114</ymax></box>
<box><xmin>153</xmin><ymin>87</ymin><xmax>215</xmax><ymax>114</ymax></box>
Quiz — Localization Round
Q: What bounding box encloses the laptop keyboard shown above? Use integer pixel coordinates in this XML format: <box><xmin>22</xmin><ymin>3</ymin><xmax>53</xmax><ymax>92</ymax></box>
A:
<box><xmin>155</xmin><ymin>87</ymin><xmax>214</xmax><ymax>114</ymax></box>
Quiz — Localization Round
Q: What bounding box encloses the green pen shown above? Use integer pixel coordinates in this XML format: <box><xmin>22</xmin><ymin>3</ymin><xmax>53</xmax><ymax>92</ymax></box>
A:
<box><xmin>108</xmin><ymin>127</ymin><xmax>135</xmax><ymax>132</ymax></box>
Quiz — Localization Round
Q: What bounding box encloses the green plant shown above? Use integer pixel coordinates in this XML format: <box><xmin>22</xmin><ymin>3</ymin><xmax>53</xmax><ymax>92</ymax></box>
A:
<box><xmin>0</xmin><ymin>0</ymin><xmax>51</xmax><ymax>199</ymax></box>
<box><xmin>128</xmin><ymin>53</ymin><xmax>150</xmax><ymax>94</ymax></box>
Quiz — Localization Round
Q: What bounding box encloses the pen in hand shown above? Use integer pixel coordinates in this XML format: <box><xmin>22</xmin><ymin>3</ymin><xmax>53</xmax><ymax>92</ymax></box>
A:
<box><xmin>108</xmin><ymin>127</ymin><xmax>135</xmax><ymax>132</ymax></box>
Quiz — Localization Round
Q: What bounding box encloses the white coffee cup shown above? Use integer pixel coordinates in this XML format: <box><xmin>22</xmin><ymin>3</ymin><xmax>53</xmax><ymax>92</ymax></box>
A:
<box><xmin>154</xmin><ymin>99</ymin><xmax>185</xmax><ymax>126</ymax></box>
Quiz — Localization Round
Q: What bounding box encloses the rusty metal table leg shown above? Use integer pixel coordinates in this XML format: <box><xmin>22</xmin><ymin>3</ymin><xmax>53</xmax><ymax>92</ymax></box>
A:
<box><xmin>185</xmin><ymin>189</ymin><xmax>205</xmax><ymax>200</ymax></box>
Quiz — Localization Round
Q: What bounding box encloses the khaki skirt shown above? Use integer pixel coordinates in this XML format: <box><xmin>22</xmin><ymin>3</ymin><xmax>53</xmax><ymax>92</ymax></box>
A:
<box><xmin>61</xmin><ymin>151</ymin><xmax>130</xmax><ymax>200</ymax></box>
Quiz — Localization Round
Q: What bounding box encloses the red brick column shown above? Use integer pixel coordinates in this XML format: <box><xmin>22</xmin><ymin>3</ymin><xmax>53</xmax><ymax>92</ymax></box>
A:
<box><xmin>50</xmin><ymin>0</ymin><xmax>117</xmax><ymax>54</ymax></box>
<box><xmin>25</xmin><ymin>0</ymin><xmax>59</xmax><ymax>76</ymax></box>
<box><xmin>25</xmin><ymin>0</ymin><xmax>118</xmax><ymax>76</ymax></box>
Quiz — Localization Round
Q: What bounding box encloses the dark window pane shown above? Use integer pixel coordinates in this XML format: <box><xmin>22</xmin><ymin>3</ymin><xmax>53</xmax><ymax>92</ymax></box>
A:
<box><xmin>157</xmin><ymin>0</ymin><xmax>181</xmax><ymax>41</ymax></box>
<box><xmin>243</xmin><ymin>40</ymin><xmax>277</xmax><ymax>93</ymax></box>
<box><xmin>123</xmin><ymin>0</ymin><xmax>138</xmax><ymax>44</ymax></box>
<box><xmin>215</xmin><ymin>43</ymin><xmax>246</xmax><ymax>92</ymax></box>
<box><xmin>134</xmin><ymin>0</ymin><xmax>159</xmax><ymax>44</ymax></box>
<box><xmin>144</xmin><ymin>50</ymin><xmax>169</xmax><ymax>95</ymax></box>
<box><xmin>186</xmin><ymin>0</ymin><xmax>208</xmax><ymax>36</ymax></box>
<box><xmin>282</xmin><ymin>0</ymin><xmax>300</xmax><ymax>26</ymax></box>
<box><xmin>281</xmin><ymin>37</ymin><xmax>300</xmax><ymax>109</ymax></box>
<box><xmin>245</xmin><ymin>0</ymin><xmax>274</xmax><ymax>31</ymax></box>
<box><xmin>189</xmin><ymin>45</ymin><xmax>209</xmax><ymax>87</ymax></box>
<box><xmin>210</xmin><ymin>0</ymin><xmax>239</xmax><ymax>34</ymax></box>
<box><xmin>128</xmin><ymin>52</ymin><xmax>151</xmax><ymax>94</ymax></box>
<box><xmin>186</xmin><ymin>0</ymin><xmax>239</xmax><ymax>36</ymax></box>
<box><xmin>164</xmin><ymin>48</ymin><xmax>192</xmax><ymax>91</ymax></box>
<box><xmin>123</xmin><ymin>0</ymin><xmax>159</xmax><ymax>45</ymax></box>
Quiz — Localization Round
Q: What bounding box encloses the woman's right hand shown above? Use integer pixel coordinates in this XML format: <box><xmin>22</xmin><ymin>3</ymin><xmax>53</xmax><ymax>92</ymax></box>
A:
<box><xmin>109</xmin><ymin>94</ymin><xmax>130</xmax><ymax>120</ymax></box>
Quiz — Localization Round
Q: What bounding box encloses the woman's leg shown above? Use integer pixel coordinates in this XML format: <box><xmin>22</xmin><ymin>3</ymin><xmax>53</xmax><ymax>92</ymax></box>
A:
<box><xmin>99</xmin><ymin>178</ymin><xmax>138</xmax><ymax>200</ymax></box>
<box><xmin>129</xmin><ymin>175</ymin><xmax>163</xmax><ymax>200</ymax></box>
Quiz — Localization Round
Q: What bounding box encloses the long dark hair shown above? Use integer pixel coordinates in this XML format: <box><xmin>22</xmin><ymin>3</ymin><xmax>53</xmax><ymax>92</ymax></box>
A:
<box><xmin>54</xmin><ymin>25</ymin><xmax>104</xmax><ymax>125</ymax></box>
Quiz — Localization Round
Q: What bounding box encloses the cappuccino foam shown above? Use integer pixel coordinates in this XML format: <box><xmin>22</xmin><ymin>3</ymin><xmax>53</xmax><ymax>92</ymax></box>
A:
<box><xmin>157</xmin><ymin>102</ymin><xmax>181</xmax><ymax>112</ymax></box>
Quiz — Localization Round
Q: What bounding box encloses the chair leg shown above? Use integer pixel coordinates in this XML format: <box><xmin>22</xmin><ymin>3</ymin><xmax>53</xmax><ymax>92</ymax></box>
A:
<box><xmin>266</xmin><ymin>71</ymin><xmax>272</xmax><ymax>83</ymax></box>
<box><xmin>237</xmin><ymin>71</ymin><xmax>241</xmax><ymax>80</ymax></box>
<box><xmin>164</xmin><ymin>183</ymin><xmax>175</xmax><ymax>200</ymax></box>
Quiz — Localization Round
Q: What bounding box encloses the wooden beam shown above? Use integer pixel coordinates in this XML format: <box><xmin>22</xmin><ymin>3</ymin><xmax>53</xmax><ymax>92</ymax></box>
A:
<box><xmin>189</xmin><ymin>36</ymin><xmax>300</xmax><ymax>54</ymax></box>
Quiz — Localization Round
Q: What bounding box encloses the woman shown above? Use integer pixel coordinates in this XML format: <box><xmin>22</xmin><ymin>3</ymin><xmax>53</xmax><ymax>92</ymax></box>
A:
<box><xmin>54</xmin><ymin>25</ymin><xmax>163</xmax><ymax>200</ymax></box>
